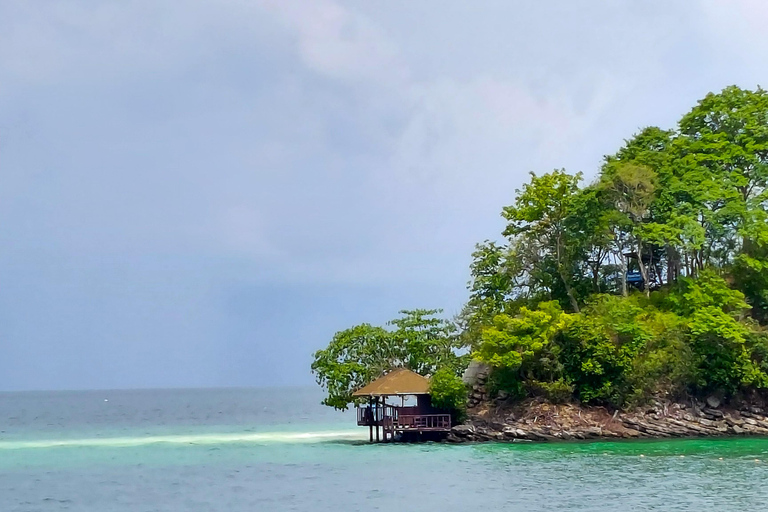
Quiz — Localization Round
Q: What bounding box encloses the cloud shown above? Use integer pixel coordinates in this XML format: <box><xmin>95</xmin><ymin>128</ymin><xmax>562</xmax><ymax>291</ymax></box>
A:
<box><xmin>4</xmin><ymin>0</ymin><xmax>768</xmax><ymax>388</ymax></box>
<box><xmin>261</xmin><ymin>0</ymin><xmax>408</xmax><ymax>87</ymax></box>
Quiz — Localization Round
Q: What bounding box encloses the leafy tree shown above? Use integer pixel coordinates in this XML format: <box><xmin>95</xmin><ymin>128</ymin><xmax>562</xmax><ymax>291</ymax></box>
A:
<box><xmin>314</xmin><ymin>86</ymin><xmax>768</xmax><ymax>412</ymax></box>
<box><xmin>311</xmin><ymin>310</ymin><xmax>464</xmax><ymax>410</ymax></box>
<box><xmin>474</xmin><ymin>301</ymin><xmax>574</xmax><ymax>385</ymax></box>
<box><xmin>600</xmin><ymin>163</ymin><xmax>658</xmax><ymax>296</ymax></box>
<box><xmin>311</xmin><ymin>324</ymin><xmax>397</xmax><ymax>410</ymax></box>
<box><xmin>388</xmin><ymin>309</ymin><xmax>464</xmax><ymax>376</ymax></box>
<box><xmin>559</xmin><ymin>295</ymin><xmax>652</xmax><ymax>404</ymax></box>
<box><xmin>503</xmin><ymin>170</ymin><xmax>583</xmax><ymax>312</ymax></box>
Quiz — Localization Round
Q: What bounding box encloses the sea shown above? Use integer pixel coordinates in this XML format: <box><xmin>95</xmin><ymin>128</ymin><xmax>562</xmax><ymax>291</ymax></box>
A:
<box><xmin>2</xmin><ymin>388</ymin><xmax>768</xmax><ymax>511</ymax></box>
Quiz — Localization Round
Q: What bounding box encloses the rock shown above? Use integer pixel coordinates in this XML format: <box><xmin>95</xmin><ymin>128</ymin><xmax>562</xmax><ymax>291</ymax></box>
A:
<box><xmin>462</xmin><ymin>360</ymin><xmax>491</xmax><ymax>386</ymax></box>
<box><xmin>706</xmin><ymin>395</ymin><xmax>722</xmax><ymax>409</ymax></box>
<box><xmin>703</xmin><ymin>408</ymin><xmax>724</xmax><ymax>418</ymax></box>
<box><xmin>488</xmin><ymin>421</ymin><xmax>506</xmax><ymax>432</ymax></box>
<box><xmin>583</xmin><ymin>426</ymin><xmax>603</xmax><ymax>438</ymax></box>
<box><xmin>731</xmin><ymin>425</ymin><xmax>745</xmax><ymax>435</ymax></box>
<box><xmin>451</xmin><ymin>424</ymin><xmax>475</xmax><ymax>437</ymax></box>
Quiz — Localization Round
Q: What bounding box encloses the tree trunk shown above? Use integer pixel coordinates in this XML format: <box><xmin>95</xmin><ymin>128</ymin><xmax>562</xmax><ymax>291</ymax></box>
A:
<box><xmin>665</xmin><ymin>245</ymin><xmax>679</xmax><ymax>284</ymax></box>
<box><xmin>592</xmin><ymin>265</ymin><xmax>600</xmax><ymax>293</ymax></box>
<box><xmin>559</xmin><ymin>266</ymin><xmax>580</xmax><ymax>313</ymax></box>
<box><xmin>556</xmin><ymin>234</ymin><xmax>580</xmax><ymax>313</ymax></box>
<box><xmin>636</xmin><ymin>240</ymin><xmax>650</xmax><ymax>298</ymax></box>
<box><xmin>619</xmin><ymin>251</ymin><xmax>628</xmax><ymax>297</ymax></box>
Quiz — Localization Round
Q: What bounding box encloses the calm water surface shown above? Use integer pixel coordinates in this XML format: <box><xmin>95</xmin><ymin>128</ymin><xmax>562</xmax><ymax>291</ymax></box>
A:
<box><xmin>2</xmin><ymin>388</ymin><xmax>768</xmax><ymax>511</ymax></box>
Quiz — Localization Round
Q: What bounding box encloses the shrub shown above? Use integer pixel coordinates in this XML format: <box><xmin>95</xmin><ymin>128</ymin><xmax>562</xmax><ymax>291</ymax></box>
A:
<box><xmin>527</xmin><ymin>379</ymin><xmax>574</xmax><ymax>403</ymax></box>
<box><xmin>559</xmin><ymin>295</ymin><xmax>650</xmax><ymax>405</ymax></box>
<box><xmin>474</xmin><ymin>301</ymin><xmax>573</xmax><ymax>383</ymax></box>
<box><xmin>624</xmin><ymin>310</ymin><xmax>694</xmax><ymax>405</ymax></box>
<box><xmin>429</xmin><ymin>368</ymin><xmax>468</xmax><ymax>422</ymax></box>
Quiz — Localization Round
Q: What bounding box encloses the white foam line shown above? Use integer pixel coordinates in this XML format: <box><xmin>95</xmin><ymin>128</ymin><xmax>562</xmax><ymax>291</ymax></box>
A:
<box><xmin>0</xmin><ymin>430</ymin><xmax>368</xmax><ymax>450</ymax></box>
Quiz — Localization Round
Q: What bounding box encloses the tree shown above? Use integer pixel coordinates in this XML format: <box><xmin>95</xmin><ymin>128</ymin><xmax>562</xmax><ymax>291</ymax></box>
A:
<box><xmin>503</xmin><ymin>170</ymin><xmax>583</xmax><ymax>312</ymax></box>
<box><xmin>459</xmin><ymin>241</ymin><xmax>516</xmax><ymax>347</ymax></box>
<box><xmin>474</xmin><ymin>301</ymin><xmax>573</xmax><ymax>384</ymax></box>
<box><xmin>310</xmin><ymin>324</ymin><xmax>396</xmax><ymax>410</ymax></box>
<box><xmin>311</xmin><ymin>310</ymin><xmax>464</xmax><ymax>410</ymax></box>
<box><xmin>387</xmin><ymin>309</ymin><xmax>464</xmax><ymax>376</ymax></box>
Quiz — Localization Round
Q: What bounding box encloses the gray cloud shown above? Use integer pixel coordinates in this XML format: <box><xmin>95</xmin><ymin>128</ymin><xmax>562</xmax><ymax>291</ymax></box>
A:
<box><xmin>1</xmin><ymin>0</ymin><xmax>765</xmax><ymax>390</ymax></box>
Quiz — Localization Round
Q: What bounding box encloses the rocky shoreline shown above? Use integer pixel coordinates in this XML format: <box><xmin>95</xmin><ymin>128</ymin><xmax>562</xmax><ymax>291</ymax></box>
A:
<box><xmin>447</xmin><ymin>399</ymin><xmax>768</xmax><ymax>443</ymax></box>
<box><xmin>448</xmin><ymin>364</ymin><xmax>768</xmax><ymax>443</ymax></box>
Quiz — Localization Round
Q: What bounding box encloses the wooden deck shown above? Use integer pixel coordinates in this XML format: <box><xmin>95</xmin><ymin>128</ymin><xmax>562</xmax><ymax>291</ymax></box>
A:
<box><xmin>357</xmin><ymin>404</ymin><xmax>451</xmax><ymax>437</ymax></box>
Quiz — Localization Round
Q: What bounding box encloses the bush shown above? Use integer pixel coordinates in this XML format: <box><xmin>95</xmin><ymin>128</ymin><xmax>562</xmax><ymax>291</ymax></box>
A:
<box><xmin>527</xmin><ymin>379</ymin><xmax>574</xmax><ymax>403</ymax></box>
<box><xmin>485</xmin><ymin>366</ymin><xmax>526</xmax><ymax>400</ymax></box>
<box><xmin>624</xmin><ymin>310</ymin><xmax>694</xmax><ymax>406</ymax></box>
<box><xmin>429</xmin><ymin>368</ymin><xmax>468</xmax><ymax>422</ymax></box>
<box><xmin>467</xmin><ymin>272</ymin><xmax>768</xmax><ymax>408</ymax></box>
<box><xmin>474</xmin><ymin>301</ymin><xmax>573</xmax><ymax>383</ymax></box>
<box><xmin>559</xmin><ymin>295</ymin><xmax>649</xmax><ymax>405</ymax></box>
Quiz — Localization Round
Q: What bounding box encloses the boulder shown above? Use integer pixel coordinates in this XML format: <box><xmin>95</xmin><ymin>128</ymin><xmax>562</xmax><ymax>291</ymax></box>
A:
<box><xmin>706</xmin><ymin>395</ymin><xmax>722</xmax><ymax>409</ymax></box>
<box><xmin>462</xmin><ymin>361</ymin><xmax>491</xmax><ymax>386</ymax></box>
<box><xmin>451</xmin><ymin>424</ymin><xmax>475</xmax><ymax>437</ymax></box>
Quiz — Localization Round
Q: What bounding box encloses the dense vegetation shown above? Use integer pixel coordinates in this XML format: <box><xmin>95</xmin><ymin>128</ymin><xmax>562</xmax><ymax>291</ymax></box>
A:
<box><xmin>313</xmin><ymin>86</ymin><xmax>768</xmax><ymax>413</ymax></box>
<box><xmin>310</xmin><ymin>309</ymin><xmax>466</xmax><ymax>410</ymax></box>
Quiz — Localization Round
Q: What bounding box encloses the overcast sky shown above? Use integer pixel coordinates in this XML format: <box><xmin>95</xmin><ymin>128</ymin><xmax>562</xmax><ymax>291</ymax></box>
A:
<box><xmin>1</xmin><ymin>0</ymin><xmax>767</xmax><ymax>390</ymax></box>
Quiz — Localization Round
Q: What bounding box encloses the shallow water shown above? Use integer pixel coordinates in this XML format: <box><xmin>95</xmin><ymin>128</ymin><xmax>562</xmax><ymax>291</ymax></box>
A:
<box><xmin>2</xmin><ymin>388</ymin><xmax>768</xmax><ymax>511</ymax></box>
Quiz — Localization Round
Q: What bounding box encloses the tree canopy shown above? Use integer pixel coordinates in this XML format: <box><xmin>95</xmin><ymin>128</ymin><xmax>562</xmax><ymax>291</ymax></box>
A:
<box><xmin>310</xmin><ymin>310</ymin><xmax>465</xmax><ymax>410</ymax></box>
<box><xmin>466</xmin><ymin>86</ymin><xmax>768</xmax><ymax>406</ymax></box>
<box><xmin>313</xmin><ymin>85</ymin><xmax>768</xmax><ymax>411</ymax></box>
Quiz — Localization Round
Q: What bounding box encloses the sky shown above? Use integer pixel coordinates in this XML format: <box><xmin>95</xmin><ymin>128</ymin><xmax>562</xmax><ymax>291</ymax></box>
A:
<box><xmin>1</xmin><ymin>0</ymin><xmax>768</xmax><ymax>391</ymax></box>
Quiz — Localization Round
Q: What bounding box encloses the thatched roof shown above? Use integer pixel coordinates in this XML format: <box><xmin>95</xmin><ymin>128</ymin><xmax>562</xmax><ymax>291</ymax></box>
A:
<box><xmin>352</xmin><ymin>368</ymin><xmax>431</xmax><ymax>397</ymax></box>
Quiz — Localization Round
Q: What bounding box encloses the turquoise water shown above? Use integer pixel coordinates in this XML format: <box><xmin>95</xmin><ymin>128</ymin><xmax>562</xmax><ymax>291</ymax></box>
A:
<box><xmin>3</xmin><ymin>389</ymin><xmax>768</xmax><ymax>511</ymax></box>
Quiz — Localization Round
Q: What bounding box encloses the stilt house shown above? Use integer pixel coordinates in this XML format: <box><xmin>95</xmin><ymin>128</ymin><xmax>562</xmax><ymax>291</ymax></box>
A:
<box><xmin>352</xmin><ymin>368</ymin><xmax>451</xmax><ymax>442</ymax></box>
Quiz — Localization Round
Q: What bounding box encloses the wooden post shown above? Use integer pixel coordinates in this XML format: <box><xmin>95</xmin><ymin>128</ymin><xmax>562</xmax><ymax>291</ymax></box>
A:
<box><xmin>368</xmin><ymin>397</ymin><xmax>373</xmax><ymax>443</ymax></box>
<box><xmin>375</xmin><ymin>397</ymin><xmax>380</xmax><ymax>443</ymax></box>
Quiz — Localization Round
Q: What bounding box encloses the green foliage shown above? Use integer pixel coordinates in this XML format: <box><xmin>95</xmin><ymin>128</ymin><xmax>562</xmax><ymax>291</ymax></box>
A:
<box><xmin>459</xmin><ymin>241</ymin><xmax>516</xmax><ymax>346</ymax></box>
<box><xmin>503</xmin><ymin>170</ymin><xmax>584</xmax><ymax>312</ymax></box>
<box><xmin>474</xmin><ymin>279</ymin><xmax>768</xmax><ymax>407</ymax></box>
<box><xmin>429</xmin><ymin>368</ymin><xmax>468</xmax><ymax>421</ymax></box>
<box><xmin>559</xmin><ymin>295</ymin><xmax>650</xmax><ymax>404</ymax></box>
<box><xmin>526</xmin><ymin>379</ymin><xmax>574</xmax><ymax>403</ymax></box>
<box><xmin>311</xmin><ymin>324</ymin><xmax>396</xmax><ymax>410</ymax></box>
<box><xmin>623</xmin><ymin>310</ymin><xmax>693</xmax><ymax>406</ymax></box>
<box><xmin>474</xmin><ymin>301</ymin><xmax>573</xmax><ymax>380</ymax></box>
<box><xmin>311</xmin><ymin>310</ymin><xmax>464</xmax><ymax>410</ymax></box>
<box><xmin>666</xmin><ymin>269</ymin><xmax>748</xmax><ymax>316</ymax></box>
<box><xmin>313</xmin><ymin>86</ymin><xmax>768</xmax><ymax>412</ymax></box>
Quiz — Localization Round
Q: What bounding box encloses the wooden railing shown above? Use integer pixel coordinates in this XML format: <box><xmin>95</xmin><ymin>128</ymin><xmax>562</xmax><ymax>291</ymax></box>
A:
<box><xmin>395</xmin><ymin>414</ymin><xmax>451</xmax><ymax>431</ymax></box>
<box><xmin>357</xmin><ymin>406</ymin><xmax>451</xmax><ymax>431</ymax></box>
<box><xmin>357</xmin><ymin>404</ymin><xmax>394</xmax><ymax>426</ymax></box>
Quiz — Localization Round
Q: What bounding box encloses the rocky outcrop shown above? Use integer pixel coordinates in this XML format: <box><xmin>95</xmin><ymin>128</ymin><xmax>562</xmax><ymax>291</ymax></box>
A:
<box><xmin>464</xmin><ymin>363</ymin><xmax>491</xmax><ymax>409</ymax></box>
<box><xmin>446</xmin><ymin>397</ymin><xmax>768</xmax><ymax>443</ymax></box>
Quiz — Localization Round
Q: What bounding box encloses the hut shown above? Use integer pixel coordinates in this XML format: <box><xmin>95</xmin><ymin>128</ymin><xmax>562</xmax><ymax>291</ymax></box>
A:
<box><xmin>352</xmin><ymin>368</ymin><xmax>451</xmax><ymax>442</ymax></box>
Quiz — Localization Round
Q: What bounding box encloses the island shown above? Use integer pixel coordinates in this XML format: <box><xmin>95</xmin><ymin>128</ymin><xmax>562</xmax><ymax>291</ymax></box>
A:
<box><xmin>311</xmin><ymin>85</ymin><xmax>768</xmax><ymax>443</ymax></box>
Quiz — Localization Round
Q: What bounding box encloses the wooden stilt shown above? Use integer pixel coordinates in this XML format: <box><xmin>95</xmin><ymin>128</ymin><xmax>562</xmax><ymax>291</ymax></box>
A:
<box><xmin>369</xmin><ymin>398</ymin><xmax>374</xmax><ymax>443</ymax></box>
